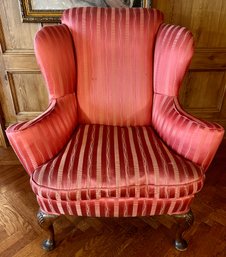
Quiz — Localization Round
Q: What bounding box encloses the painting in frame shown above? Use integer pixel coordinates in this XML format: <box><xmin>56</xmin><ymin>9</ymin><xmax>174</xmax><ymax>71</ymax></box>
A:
<box><xmin>19</xmin><ymin>0</ymin><xmax>151</xmax><ymax>23</ymax></box>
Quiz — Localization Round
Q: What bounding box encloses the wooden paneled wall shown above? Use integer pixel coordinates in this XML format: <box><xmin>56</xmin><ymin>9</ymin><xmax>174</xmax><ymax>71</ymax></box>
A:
<box><xmin>0</xmin><ymin>0</ymin><xmax>226</xmax><ymax>146</ymax></box>
<box><xmin>0</xmin><ymin>0</ymin><xmax>48</xmax><ymax>147</ymax></box>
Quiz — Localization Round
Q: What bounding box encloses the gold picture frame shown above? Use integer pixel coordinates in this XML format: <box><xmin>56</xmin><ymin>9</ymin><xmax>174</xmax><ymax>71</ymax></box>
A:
<box><xmin>18</xmin><ymin>0</ymin><xmax>151</xmax><ymax>23</ymax></box>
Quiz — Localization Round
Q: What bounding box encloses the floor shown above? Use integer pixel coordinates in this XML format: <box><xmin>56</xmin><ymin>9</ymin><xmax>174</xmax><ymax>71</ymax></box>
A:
<box><xmin>0</xmin><ymin>142</ymin><xmax>225</xmax><ymax>257</ymax></box>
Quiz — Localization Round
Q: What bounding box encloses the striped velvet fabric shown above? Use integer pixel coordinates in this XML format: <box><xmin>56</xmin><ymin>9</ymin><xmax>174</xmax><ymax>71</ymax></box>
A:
<box><xmin>31</xmin><ymin>124</ymin><xmax>204</xmax><ymax>216</ymax></box>
<box><xmin>62</xmin><ymin>7</ymin><xmax>163</xmax><ymax>126</ymax></box>
<box><xmin>153</xmin><ymin>23</ymin><xmax>225</xmax><ymax>170</ymax></box>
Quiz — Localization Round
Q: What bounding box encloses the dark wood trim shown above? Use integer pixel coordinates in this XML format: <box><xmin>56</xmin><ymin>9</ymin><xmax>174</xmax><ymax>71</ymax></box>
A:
<box><xmin>173</xmin><ymin>209</ymin><xmax>194</xmax><ymax>251</ymax></box>
<box><xmin>37</xmin><ymin>209</ymin><xmax>59</xmax><ymax>251</ymax></box>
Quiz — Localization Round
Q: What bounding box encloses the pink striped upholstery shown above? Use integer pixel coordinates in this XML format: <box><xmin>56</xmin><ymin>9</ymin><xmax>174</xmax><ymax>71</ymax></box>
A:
<box><xmin>6</xmin><ymin>8</ymin><xmax>224</xmax><ymax>219</ymax></box>
<box><xmin>154</xmin><ymin>24</ymin><xmax>194</xmax><ymax>96</ymax></box>
<box><xmin>62</xmin><ymin>8</ymin><xmax>163</xmax><ymax>126</ymax></box>
<box><xmin>152</xmin><ymin>95</ymin><xmax>224</xmax><ymax>171</ymax></box>
<box><xmin>7</xmin><ymin>94</ymin><xmax>78</xmax><ymax>175</ymax></box>
<box><xmin>34</xmin><ymin>24</ymin><xmax>76</xmax><ymax>99</ymax></box>
<box><xmin>6</xmin><ymin>24</ymin><xmax>78</xmax><ymax>175</ymax></box>
<box><xmin>36</xmin><ymin>196</ymin><xmax>194</xmax><ymax>217</ymax></box>
<box><xmin>31</xmin><ymin>124</ymin><xmax>204</xmax><ymax>215</ymax></box>
<box><xmin>153</xmin><ymin>23</ymin><xmax>224</xmax><ymax>170</ymax></box>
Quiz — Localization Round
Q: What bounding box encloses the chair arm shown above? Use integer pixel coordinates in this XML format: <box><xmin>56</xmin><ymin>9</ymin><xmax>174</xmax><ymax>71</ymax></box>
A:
<box><xmin>152</xmin><ymin>94</ymin><xmax>224</xmax><ymax>171</ymax></box>
<box><xmin>6</xmin><ymin>93</ymin><xmax>78</xmax><ymax>176</ymax></box>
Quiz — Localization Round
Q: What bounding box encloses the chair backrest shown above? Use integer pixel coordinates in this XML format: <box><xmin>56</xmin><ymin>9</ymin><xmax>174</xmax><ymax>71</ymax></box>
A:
<box><xmin>62</xmin><ymin>8</ymin><xmax>163</xmax><ymax>126</ymax></box>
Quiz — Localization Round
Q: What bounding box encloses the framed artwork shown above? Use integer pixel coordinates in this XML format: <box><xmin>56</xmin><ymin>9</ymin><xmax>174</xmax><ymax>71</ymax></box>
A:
<box><xmin>19</xmin><ymin>0</ymin><xmax>151</xmax><ymax>23</ymax></box>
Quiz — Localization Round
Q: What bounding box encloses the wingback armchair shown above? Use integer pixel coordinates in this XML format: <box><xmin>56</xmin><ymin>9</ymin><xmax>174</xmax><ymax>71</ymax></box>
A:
<box><xmin>6</xmin><ymin>7</ymin><xmax>224</xmax><ymax>251</ymax></box>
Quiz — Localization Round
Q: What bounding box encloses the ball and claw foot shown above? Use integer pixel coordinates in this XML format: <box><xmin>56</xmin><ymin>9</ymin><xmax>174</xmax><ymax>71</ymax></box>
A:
<box><xmin>37</xmin><ymin>209</ymin><xmax>59</xmax><ymax>251</ymax></box>
<box><xmin>174</xmin><ymin>209</ymin><xmax>194</xmax><ymax>251</ymax></box>
<box><xmin>42</xmin><ymin>239</ymin><xmax>55</xmax><ymax>251</ymax></box>
<box><xmin>175</xmin><ymin>238</ymin><xmax>188</xmax><ymax>251</ymax></box>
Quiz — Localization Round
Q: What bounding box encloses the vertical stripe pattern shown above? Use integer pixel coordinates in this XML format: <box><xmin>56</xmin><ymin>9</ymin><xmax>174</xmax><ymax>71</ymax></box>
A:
<box><xmin>62</xmin><ymin>7</ymin><xmax>163</xmax><ymax>126</ymax></box>
<box><xmin>152</xmin><ymin>94</ymin><xmax>224</xmax><ymax>170</ymax></box>
<box><xmin>36</xmin><ymin>196</ymin><xmax>194</xmax><ymax>217</ymax></box>
<box><xmin>153</xmin><ymin>23</ymin><xmax>224</xmax><ymax>170</ymax></box>
<box><xmin>34</xmin><ymin>24</ymin><xmax>76</xmax><ymax>99</ymax></box>
<box><xmin>31</xmin><ymin>124</ymin><xmax>204</xmax><ymax>202</ymax></box>
<box><xmin>6</xmin><ymin>94</ymin><xmax>78</xmax><ymax>175</ymax></box>
<box><xmin>154</xmin><ymin>23</ymin><xmax>194</xmax><ymax>96</ymax></box>
<box><xmin>6</xmin><ymin>8</ymin><xmax>224</xmax><ymax>220</ymax></box>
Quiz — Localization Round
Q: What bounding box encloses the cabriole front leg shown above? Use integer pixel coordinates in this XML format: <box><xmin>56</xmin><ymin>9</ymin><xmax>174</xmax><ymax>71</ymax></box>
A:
<box><xmin>37</xmin><ymin>209</ymin><xmax>59</xmax><ymax>251</ymax></box>
<box><xmin>174</xmin><ymin>209</ymin><xmax>194</xmax><ymax>251</ymax></box>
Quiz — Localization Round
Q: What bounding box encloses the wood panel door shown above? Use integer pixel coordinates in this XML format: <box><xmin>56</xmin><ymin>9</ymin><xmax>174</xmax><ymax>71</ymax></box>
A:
<box><xmin>0</xmin><ymin>0</ymin><xmax>48</xmax><ymax>147</ymax></box>
<box><xmin>152</xmin><ymin>0</ymin><xmax>226</xmax><ymax>130</ymax></box>
<box><xmin>1</xmin><ymin>0</ymin><xmax>226</xmax><ymax>147</ymax></box>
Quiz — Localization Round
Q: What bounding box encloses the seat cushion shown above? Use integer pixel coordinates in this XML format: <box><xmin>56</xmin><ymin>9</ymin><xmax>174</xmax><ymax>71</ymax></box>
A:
<box><xmin>31</xmin><ymin>124</ymin><xmax>204</xmax><ymax>201</ymax></box>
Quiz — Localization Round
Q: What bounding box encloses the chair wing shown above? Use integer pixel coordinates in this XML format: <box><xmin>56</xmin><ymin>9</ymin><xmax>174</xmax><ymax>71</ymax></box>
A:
<box><xmin>6</xmin><ymin>24</ymin><xmax>79</xmax><ymax>175</ymax></box>
<box><xmin>152</xmin><ymin>23</ymin><xmax>224</xmax><ymax>170</ymax></box>
<box><xmin>34</xmin><ymin>24</ymin><xmax>77</xmax><ymax>99</ymax></box>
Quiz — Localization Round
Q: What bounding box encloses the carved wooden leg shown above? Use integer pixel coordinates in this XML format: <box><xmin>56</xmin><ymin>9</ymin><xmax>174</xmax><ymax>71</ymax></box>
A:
<box><xmin>174</xmin><ymin>209</ymin><xmax>194</xmax><ymax>251</ymax></box>
<box><xmin>37</xmin><ymin>209</ymin><xmax>59</xmax><ymax>251</ymax></box>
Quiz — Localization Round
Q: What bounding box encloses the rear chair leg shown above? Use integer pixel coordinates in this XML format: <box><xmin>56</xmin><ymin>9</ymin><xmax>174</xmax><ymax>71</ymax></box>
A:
<box><xmin>37</xmin><ymin>209</ymin><xmax>59</xmax><ymax>251</ymax></box>
<box><xmin>174</xmin><ymin>209</ymin><xmax>194</xmax><ymax>251</ymax></box>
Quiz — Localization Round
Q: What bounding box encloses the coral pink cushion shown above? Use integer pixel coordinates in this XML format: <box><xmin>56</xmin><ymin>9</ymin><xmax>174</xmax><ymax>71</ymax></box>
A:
<box><xmin>36</xmin><ymin>196</ymin><xmax>194</xmax><ymax>217</ymax></box>
<box><xmin>61</xmin><ymin>8</ymin><xmax>163</xmax><ymax>126</ymax></box>
<box><xmin>31</xmin><ymin>124</ymin><xmax>204</xmax><ymax>202</ymax></box>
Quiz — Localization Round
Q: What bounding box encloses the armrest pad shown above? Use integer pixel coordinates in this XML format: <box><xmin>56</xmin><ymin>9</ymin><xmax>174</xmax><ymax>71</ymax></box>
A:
<box><xmin>152</xmin><ymin>94</ymin><xmax>224</xmax><ymax>171</ymax></box>
<box><xmin>6</xmin><ymin>94</ymin><xmax>78</xmax><ymax>175</ymax></box>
